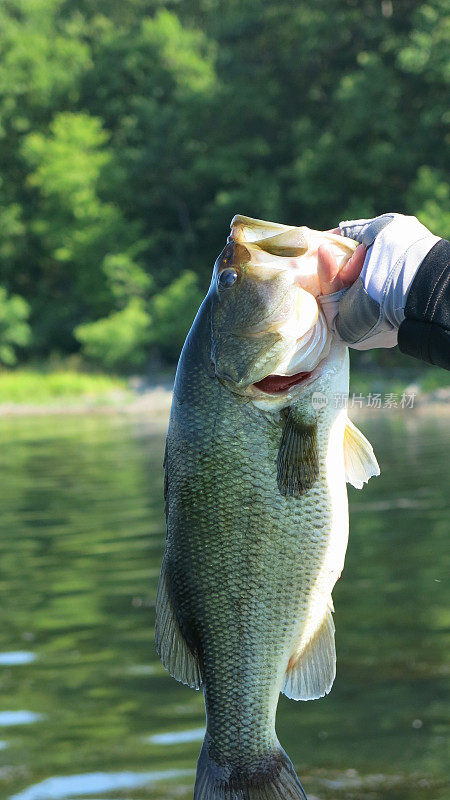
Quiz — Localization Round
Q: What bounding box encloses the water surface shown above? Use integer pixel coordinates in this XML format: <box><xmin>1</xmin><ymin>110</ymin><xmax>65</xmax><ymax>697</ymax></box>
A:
<box><xmin>0</xmin><ymin>412</ymin><xmax>448</xmax><ymax>799</ymax></box>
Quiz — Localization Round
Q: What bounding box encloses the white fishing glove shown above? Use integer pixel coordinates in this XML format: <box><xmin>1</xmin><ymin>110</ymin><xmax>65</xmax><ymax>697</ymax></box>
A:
<box><xmin>322</xmin><ymin>213</ymin><xmax>440</xmax><ymax>350</ymax></box>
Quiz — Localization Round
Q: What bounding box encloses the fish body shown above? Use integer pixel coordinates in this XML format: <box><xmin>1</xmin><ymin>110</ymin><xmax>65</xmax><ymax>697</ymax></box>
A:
<box><xmin>156</xmin><ymin>216</ymin><xmax>379</xmax><ymax>800</ymax></box>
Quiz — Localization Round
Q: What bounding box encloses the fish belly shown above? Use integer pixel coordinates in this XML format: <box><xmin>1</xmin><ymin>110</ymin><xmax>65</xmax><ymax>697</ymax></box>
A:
<box><xmin>166</xmin><ymin>382</ymin><xmax>346</xmax><ymax>765</ymax></box>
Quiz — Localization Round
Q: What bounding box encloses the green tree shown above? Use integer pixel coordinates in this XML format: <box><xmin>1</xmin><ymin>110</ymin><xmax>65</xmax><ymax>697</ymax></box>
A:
<box><xmin>0</xmin><ymin>0</ymin><xmax>90</xmax><ymax>296</ymax></box>
<box><xmin>148</xmin><ymin>270</ymin><xmax>204</xmax><ymax>362</ymax></box>
<box><xmin>408</xmin><ymin>167</ymin><xmax>450</xmax><ymax>240</ymax></box>
<box><xmin>80</xmin><ymin>9</ymin><xmax>218</xmax><ymax>287</ymax></box>
<box><xmin>75</xmin><ymin>297</ymin><xmax>151</xmax><ymax>370</ymax></box>
<box><xmin>0</xmin><ymin>0</ymin><xmax>448</xmax><ymax>369</ymax></box>
<box><xmin>22</xmin><ymin>111</ymin><xmax>144</xmax><ymax>349</ymax></box>
<box><xmin>0</xmin><ymin>286</ymin><xmax>31</xmax><ymax>365</ymax></box>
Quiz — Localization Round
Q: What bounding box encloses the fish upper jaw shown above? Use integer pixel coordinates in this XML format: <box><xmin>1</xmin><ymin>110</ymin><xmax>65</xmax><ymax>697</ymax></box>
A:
<box><xmin>228</xmin><ymin>216</ymin><xmax>358</xmax><ymax>297</ymax></box>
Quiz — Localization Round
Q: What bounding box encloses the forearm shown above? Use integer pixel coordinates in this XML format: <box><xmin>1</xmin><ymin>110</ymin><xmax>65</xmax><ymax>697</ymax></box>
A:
<box><xmin>398</xmin><ymin>239</ymin><xmax>450</xmax><ymax>371</ymax></box>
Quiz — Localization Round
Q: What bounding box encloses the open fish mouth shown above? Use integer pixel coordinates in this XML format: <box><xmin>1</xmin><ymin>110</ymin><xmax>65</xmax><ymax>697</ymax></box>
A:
<box><xmin>252</xmin><ymin>371</ymin><xmax>311</xmax><ymax>394</ymax></box>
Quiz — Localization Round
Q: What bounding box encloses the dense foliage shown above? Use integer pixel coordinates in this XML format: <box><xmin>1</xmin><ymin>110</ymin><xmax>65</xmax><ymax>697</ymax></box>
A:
<box><xmin>0</xmin><ymin>0</ymin><xmax>448</xmax><ymax>368</ymax></box>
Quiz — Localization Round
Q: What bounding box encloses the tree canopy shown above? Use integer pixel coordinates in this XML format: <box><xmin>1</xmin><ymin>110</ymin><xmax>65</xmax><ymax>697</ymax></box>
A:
<box><xmin>0</xmin><ymin>0</ymin><xmax>448</xmax><ymax>368</ymax></box>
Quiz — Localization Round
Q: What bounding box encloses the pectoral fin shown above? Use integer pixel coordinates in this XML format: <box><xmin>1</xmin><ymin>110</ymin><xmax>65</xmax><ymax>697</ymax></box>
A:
<box><xmin>282</xmin><ymin>608</ymin><xmax>336</xmax><ymax>700</ymax></box>
<box><xmin>155</xmin><ymin>560</ymin><xmax>202</xmax><ymax>690</ymax></box>
<box><xmin>277</xmin><ymin>413</ymin><xmax>319</xmax><ymax>497</ymax></box>
<box><xmin>344</xmin><ymin>418</ymin><xmax>380</xmax><ymax>489</ymax></box>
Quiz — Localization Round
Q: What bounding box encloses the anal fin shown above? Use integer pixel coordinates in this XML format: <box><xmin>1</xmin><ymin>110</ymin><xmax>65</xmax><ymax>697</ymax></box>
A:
<box><xmin>155</xmin><ymin>559</ymin><xmax>202</xmax><ymax>690</ymax></box>
<box><xmin>344</xmin><ymin>418</ymin><xmax>380</xmax><ymax>489</ymax></box>
<box><xmin>282</xmin><ymin>608</ymin><xmax>336</xmax><ymax>700</ymax></box>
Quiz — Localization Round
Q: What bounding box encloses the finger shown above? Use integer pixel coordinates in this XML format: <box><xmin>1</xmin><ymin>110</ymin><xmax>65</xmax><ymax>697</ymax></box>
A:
<box><xmin>338</xmin><ymin>244</ymin><xmax>367</xmax><ymax>286</ymax></box>
<box><xmin>317</xmin><ymin>245</ymin><xmax>343</xmax><ymax>294</ymax></box>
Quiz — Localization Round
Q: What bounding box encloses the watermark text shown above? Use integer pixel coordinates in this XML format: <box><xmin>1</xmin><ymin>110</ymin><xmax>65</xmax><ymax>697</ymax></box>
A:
<box><xmin>311</xmin><ymin>391</ymin><xmax>416</xmax><ymax>410</ymax></box>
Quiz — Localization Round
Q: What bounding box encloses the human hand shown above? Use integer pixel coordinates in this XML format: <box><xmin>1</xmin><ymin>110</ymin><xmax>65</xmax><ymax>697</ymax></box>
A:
<box><xmin>318</xmin><ymin>214</ymin><xmax>440</xmax><ymax>350</ymax></box>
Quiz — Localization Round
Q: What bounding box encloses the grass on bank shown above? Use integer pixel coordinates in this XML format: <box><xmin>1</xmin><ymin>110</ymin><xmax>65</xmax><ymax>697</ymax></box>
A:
<box><xmin>0</xmin><ymin>369</ymin><xmax>128</xmax><ymax>405</ymax></box>
<box><xmin>350</xmin><ymin>365</ymin><xmax>450</xmax><ymax>397</ymax></box>
<box><xmin>0</xmin><ymin>363</ymin><xmax>447</xmax><ymax>407</ymax></box>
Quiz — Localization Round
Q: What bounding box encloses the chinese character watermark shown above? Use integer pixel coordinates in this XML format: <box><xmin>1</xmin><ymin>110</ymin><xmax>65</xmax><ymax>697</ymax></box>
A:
<box><xmin>312</xmin><ymin>391</ymin><xmax>416</xmax><ymax>410</ymax></box>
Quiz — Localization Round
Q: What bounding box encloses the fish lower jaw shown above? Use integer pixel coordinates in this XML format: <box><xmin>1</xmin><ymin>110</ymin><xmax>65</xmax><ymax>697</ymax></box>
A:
<box><xmin>249</xmin><ymin>341</ymin><xmax>348</xmax><ymax>410</ymax></box>
<box><xmin>253</xmin><ymin>370</ymin><xmax>312</xmax><ymax>395</ymax></box>
<box><xmin>250</xmin><ymin>359</ymin><xmax>326</xmax><ymax>410</ymax></box>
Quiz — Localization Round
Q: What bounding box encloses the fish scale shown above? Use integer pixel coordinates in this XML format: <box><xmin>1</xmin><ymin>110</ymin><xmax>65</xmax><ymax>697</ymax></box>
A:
<box><xmin>163</xmin><ymin>313</ymin><xmax>340</xmax><ymax>767</ymax></box>
<box><xmin>156</xmin><ymin>217</ymin><xmax>379</xmax><ymax>800</ymax></box>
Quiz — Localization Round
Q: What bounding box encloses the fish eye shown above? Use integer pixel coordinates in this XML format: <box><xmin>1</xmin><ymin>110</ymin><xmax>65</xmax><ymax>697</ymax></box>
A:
<box><xmin>218</xmin><ymin>268</ymin><xmax>238</xmax><ymax>288</ymax></box>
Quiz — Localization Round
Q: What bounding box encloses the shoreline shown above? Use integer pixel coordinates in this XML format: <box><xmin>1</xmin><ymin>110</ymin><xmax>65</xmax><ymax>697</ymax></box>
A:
<box><xmin>0</xmin><ymin>382</ymin><xmax>448</xmax><ymax>418</ymax></box>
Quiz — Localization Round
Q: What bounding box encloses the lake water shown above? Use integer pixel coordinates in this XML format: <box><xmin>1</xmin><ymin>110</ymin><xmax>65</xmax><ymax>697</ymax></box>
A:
<box><xmin>0</xmin><ymin>411</ymin><xmax>448</xmax><ymax>800</ymax></box>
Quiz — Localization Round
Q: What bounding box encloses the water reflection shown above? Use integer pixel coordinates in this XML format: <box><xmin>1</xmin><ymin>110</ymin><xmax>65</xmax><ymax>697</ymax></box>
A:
<box><xmin>0</xmin><ymin>653</ymin><xmax>36</xmax><ymax>666</ymax></box>
<box><xmin>0</xmin><ymin>712</ymin><xmax>44</xmax><ymax>727</ymax></box>
<box><xmin>148</xmin><ymin>728</ymin><xmax>205</xmax><ymax>745</ymax></box>
<box><xmin>9</xmin><ymin>769</ymin><xmax>194</xmax><ymax>800</ymax></box>
<box><xmin>0</xmin><ymin>412</ymin><xmax>447</xmax><ymax>799</ymax></box>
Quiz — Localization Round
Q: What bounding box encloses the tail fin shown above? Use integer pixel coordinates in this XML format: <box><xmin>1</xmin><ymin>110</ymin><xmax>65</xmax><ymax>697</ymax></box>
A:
<box><xmin>194</xmin><ymin>734</ymin><xmax>307</xmax><ymax>800</ymax></box>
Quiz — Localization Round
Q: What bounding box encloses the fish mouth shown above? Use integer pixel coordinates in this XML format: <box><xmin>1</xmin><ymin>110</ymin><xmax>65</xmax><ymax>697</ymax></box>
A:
<box><xmin>252</xmin><ymin>371</ymin><xmax>311</xmax><ymax>394</ymax></box>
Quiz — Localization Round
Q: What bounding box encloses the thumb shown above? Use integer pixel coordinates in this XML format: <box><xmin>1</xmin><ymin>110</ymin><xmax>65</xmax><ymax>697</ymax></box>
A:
<box><xmin>338</xmin><ymin>244</ymin><xmax>367</xmax><ymax>285</ymax></box>
<box><xmin>318</xmin><ymin>243</ymin><xmax>366</xmax><ymax>295</ymax></box>
<box><xmin>317</xmin><ymin>245</ymin><xmax>343</xmax><ymax>294</ymax></box>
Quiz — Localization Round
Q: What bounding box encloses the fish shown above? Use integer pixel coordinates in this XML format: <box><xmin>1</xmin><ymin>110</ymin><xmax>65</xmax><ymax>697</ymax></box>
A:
<box><xmin>155</xmin><ymin>215</ymin><xmax>380</xmax><ymax>800</ymax></box>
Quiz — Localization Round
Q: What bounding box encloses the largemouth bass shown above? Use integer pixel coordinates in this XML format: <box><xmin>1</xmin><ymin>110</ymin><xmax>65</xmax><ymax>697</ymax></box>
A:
<box><xmin>155</xmin><ymin>215</ymin><xmax>380</xmax><ymax>800</ymax></box>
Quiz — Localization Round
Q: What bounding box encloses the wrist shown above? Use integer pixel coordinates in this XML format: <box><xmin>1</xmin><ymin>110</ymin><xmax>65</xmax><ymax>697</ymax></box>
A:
<box><xmin>360</xmin><ymin>232</ymin><xmax>440</xmax><ymax>328</ymax></box>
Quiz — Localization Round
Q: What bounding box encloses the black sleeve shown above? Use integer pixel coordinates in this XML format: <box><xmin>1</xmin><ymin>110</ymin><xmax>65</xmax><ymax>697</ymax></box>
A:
<box><xmin>398</xmin><ymin>238</ymin><xmax>450</xmax><ymax>371</ymax></box>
